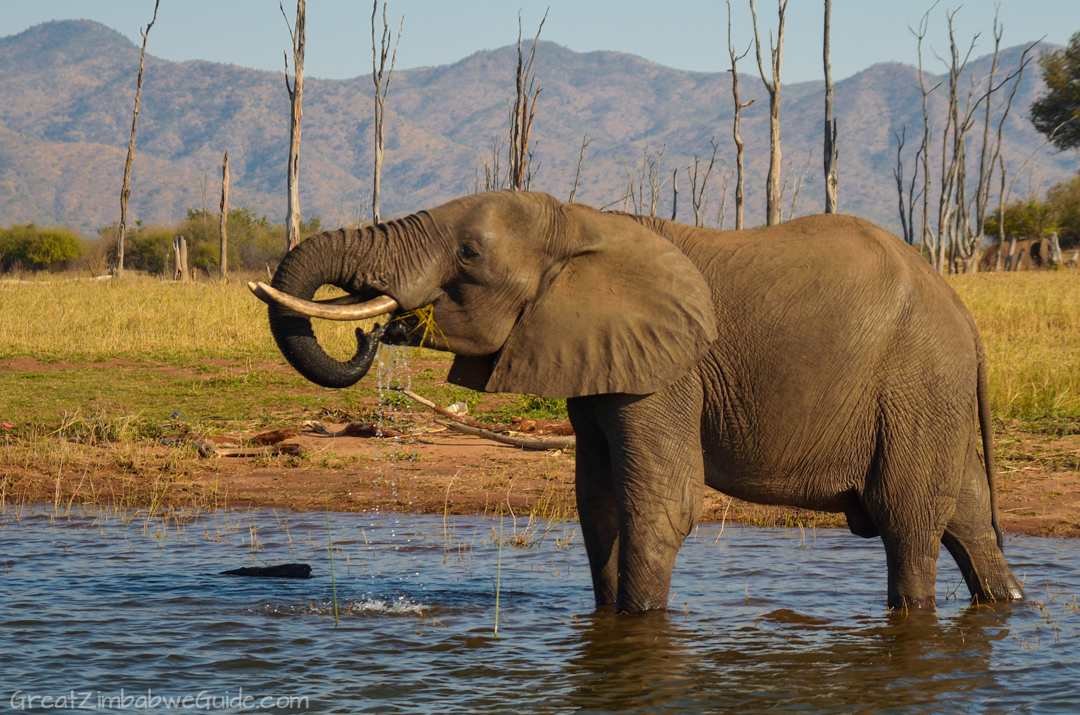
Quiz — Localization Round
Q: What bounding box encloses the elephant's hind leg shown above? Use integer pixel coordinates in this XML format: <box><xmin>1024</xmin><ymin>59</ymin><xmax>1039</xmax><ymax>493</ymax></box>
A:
<box><xmin>568</xmin><ymin>398</ymin><xmax>619</xmax><ymax>606</ymax></box>
<box><xmin>863</xmin><ymin>420</ymin><xmax>960</xmax><ymax>610</ymax></box>
<box><xmin>942</xmin><ymin>442</ymin><xmax>1024</xmax><ymax>603</ymax></box>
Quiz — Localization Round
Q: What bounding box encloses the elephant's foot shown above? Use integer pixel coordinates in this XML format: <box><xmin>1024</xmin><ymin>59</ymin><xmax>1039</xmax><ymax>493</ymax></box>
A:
<box><xmin>882</xmin><ymin>534</ymin><xmax>942</xmax><ymax>611</ymax></box>
<box><xmin>887</xmin><ymin>594</ymin><xmax>936</xmax><ymax>611</ymax></box>
<box><xmin>943</xmin><ymin>532</ymin><xmax>1025</xmax><ymax>604</ymax></box>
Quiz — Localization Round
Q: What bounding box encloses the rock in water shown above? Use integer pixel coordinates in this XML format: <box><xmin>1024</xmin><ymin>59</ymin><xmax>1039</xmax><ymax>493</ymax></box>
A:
<box><xmin>220</xmin><ymin>563</ymin><xmax>312</xmax><ymax>579</ymax></box>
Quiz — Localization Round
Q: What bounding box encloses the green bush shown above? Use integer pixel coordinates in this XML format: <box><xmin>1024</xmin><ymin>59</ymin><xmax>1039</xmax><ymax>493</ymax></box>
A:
<box><xmin>985</xmin><ymin>174</ymin><xmax>1080</xmax><ymax>249</ymax></box>
<box><xmin>126</xmin><ymin>227</ymin><xmax>174</xmax><ymax>275</ymax></box>
<box><xmin>0</xmin><ymin>224</ymin><xmax>85</xmax><ymax>271</ymax></box>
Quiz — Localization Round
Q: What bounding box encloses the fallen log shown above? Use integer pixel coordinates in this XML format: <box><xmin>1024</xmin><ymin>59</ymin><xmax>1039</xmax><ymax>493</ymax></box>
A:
<box><xmin>437</xmin><ymin>420</ymin><xmax>574</xmax><ymax>451</ymax></box>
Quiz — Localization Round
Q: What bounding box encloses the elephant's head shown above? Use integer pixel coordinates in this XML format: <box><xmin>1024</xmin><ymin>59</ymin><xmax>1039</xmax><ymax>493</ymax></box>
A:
<box><xmin>254</xmin><ymin>191</ymin><xmax>717</xmax><ymax>398</ymax></box>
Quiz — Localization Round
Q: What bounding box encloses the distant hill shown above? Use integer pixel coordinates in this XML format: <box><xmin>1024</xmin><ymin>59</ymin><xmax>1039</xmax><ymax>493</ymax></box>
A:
<box><xmin>0</xmin><ymin>19</ymin><xmax>1073</xmax><ymax>236</ymax></box>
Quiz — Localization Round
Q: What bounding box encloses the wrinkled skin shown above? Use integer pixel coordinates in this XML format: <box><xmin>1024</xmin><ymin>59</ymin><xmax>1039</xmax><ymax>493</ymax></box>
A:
<box><xmin>267</xmin><ymin>191</ymin><xmax>1024</xmax><ymax>613</ymax></box>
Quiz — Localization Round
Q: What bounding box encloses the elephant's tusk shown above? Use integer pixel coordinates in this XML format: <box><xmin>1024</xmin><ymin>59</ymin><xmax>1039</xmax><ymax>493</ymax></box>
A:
<box><xmin>248</xmin><ymin>281</ymin><xmax>399</xmax><ymax>321</ymax></box>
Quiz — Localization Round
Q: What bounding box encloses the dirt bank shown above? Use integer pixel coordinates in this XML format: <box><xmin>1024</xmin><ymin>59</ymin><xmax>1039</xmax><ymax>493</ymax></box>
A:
<box><xmin>5</xmin><ymin>412</ymin><xmax>1078</xmax><ymax>538</ymax></box>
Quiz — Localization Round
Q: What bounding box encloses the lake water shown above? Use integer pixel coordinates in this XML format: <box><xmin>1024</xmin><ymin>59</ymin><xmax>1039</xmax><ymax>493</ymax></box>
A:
<box><xmin>1</xmin><ymin>505</ymin><xmax>1079</xmax><ymax>714</ymax></box>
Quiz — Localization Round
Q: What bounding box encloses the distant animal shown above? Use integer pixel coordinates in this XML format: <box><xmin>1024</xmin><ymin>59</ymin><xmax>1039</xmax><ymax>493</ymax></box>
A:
<box><xmin>252</xmin><ymin>191</ymin><xmax>1023</xmax><ymax>613</ymax></box>
<box><xmin>980</xmin><ymin>238</ymin><xmax>1052</xmax><ymax>271</ymax></box>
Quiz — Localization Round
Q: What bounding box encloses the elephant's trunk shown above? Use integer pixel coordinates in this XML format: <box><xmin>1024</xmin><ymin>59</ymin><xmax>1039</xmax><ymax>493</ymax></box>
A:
<box><xmin>266</xmin><ymin>217</ymin><xmax>436</xmax><ymax>388</ymax></box>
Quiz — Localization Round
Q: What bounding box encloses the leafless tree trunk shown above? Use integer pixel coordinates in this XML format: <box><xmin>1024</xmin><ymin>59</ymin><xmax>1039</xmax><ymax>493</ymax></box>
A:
<box><xmin>219</xmin><ymin>150</ymin><xmax>229</xmax><ymax>279</ymax></box>
<box><xmin>371</xmin><ymin>1</ymin><xmax>404</xmax><ymax>223</ymax></box>
<box><xmin>173</xmin><ymin>235</ymin><xmax>188</xmax><ymax>282</ymax></box>
<box><xmin>282</xmin><ymin>0</ymin><xmax>306</xmax><ymax>250</ymax></box>
<box><xmin>567</xmin><ymin>134</ymin><xmax>593</xmax><ymax>203</ymax></box>
<box><xmin>980</xmin><ymin>43</ymin><xmax>1037</xmax><ymax>270</ymax></box>
<box><xmin>686</xmin><ymin>138</ymin><xmax>719</xmax><ymax>228</ymax></box>
<box><xmin>716</xmin><ymin>171</ymin><xmax>731</xmax><ymax>229</ymax></box>
<box><xmin>750</xmin><ymin>0</ymin><xmax>788</xmax><ymax>226</ymax></box>
<box><xmin>822</xmin><ymin>0</ymin><xmax>838</xmax><ymax>213</ymax></box>
<box><xmin>911</xmin><ymin>8</ymin><xmax>941</xmax><ymax>266</ymax></box>
<box><xmin>786</xmin><ymin>149</ymin><xmax>813</xmax><ymax>221</ymax></box>
<box><xmin>892</xmin><ymin>127</ymin><xmax>924</xmax><ymax>245</ymax></box>
<box><xmin>934</xmin><ymin>9</ymin><xmax>980</xmax><ymax>275</ymax></box>
<box><xmin>972</xmin><ymin>16</ymin><xmax>1003</xmax><ymax>257</ymax></box>
<box><xmin>509</xmin><ymin>10</ymin><xmax>547</xmax><ymax>192</ymax></box>
<box><xmin>116</xmin><ymin>0</ymin><xmax>160</xmax><ymax>275</ymax></box>
<box><xmin>727</xmin><ymin>1</ymin><xmax>754</xmax><ymax>230</ymax></box>
<box><xmin>1049</xmin><ymin>231</ymin><xmax>1063</xmax><ymax>266</ymax></box>
<box><xmin>669</xmin><ymin>170</ymin><xmax>678</xmax><ymax>221</ymax></box>
<box><xmin>995</xmin><ymin>156</ymin><xmax>1007</xmax><ymax>271</ymax></box>
<box><xmin>647</xmin><ymin>147</ymin><xmax>667</xmax><ymax>216</ymax></box>
<box><xmin>623</xmin><ymin>145</ymin><xmax>667</xmax><ymax>215</ymax></box>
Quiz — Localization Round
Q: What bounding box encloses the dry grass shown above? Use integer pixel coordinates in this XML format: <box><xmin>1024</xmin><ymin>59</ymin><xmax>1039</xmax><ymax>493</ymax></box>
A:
<box><xmin>0</xmin><ymin>271</ymin><xmax>445</xmax><ymax>365</ymax></box>
<box><xmin>951</xmin><ymin>269</ymin><xmax>1080</xmax><ymax>419</ymax></box>
<box><xmin>0</xmin><ymin>268</ymin><xmax>1075</xmax><ymax>421</ymax></box>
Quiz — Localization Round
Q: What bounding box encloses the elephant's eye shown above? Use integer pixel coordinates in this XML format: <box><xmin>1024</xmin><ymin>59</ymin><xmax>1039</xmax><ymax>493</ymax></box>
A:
<box><xmin>457</xmin><ymin>244</ymin><xmax>480</xmax><ymax>261</ymax></box>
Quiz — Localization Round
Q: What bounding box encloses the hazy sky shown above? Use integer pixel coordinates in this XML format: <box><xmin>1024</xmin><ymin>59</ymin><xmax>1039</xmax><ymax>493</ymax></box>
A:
<box><xmin>2</xmin><ymin>0</ymin><xmax>1075</xmax><ymax>82</ymax></box>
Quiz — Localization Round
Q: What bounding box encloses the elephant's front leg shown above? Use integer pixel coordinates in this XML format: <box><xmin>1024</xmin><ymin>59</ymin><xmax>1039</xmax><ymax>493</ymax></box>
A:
<box><xmin>573</xmin><ymin>375</ymin><xmax>705</xmax><ymax>613</ymax></box>
<box><xmin>567</xmin><ymin>400</ymin><xmax>619</xmax><ymax>606</ymax></box>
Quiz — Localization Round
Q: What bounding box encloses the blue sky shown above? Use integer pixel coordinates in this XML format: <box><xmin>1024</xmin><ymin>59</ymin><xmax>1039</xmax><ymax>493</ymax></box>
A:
<box><xmin>2</xmin><ymin>0</ymin><xmax>1075</xmax><ymax>83</ymax></box>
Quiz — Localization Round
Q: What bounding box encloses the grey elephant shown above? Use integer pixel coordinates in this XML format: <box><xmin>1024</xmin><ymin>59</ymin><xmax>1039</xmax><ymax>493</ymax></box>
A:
<box><xmin>251</xmin><ymin>191</ymin><xmax>1023</xmax><ymax>613</ymax></box>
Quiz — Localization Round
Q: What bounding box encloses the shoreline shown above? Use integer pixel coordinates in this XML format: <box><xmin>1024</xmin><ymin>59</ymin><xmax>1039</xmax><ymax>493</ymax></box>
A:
<box><xmin>5</xmin><ymin>418</ymin><xmax>1078</xmax><ymax>539</ymax></box>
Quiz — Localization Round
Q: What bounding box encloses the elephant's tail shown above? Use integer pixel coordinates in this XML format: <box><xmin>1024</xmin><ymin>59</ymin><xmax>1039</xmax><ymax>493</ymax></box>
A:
<box><xmin>977</xmin><ymin>349</ymin><xmax>1004</xmax><ymax>549</ymax></box>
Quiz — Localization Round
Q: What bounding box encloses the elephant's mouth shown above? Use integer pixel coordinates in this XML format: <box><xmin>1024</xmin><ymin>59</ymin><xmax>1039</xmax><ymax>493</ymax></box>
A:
<box><xmin>248</xmin><ymin>281</ymin><xmax>399</xmax><ymax>320</ymax></box>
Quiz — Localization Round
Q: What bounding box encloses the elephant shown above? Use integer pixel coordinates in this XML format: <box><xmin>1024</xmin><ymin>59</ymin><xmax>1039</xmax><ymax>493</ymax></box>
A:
<box><xmin>251</xmin><ymin>190</ymin><xmax>1024</xmax><ymax>613</ymax></box>
<box><xmin>979</xmin><ymin>237</ymin><xmax>1052</xmax><ymax>271</ymax></box>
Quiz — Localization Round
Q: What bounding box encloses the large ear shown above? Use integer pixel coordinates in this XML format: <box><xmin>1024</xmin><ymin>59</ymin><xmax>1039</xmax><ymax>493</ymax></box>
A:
<box><xmin>466</xmin><ymin>205</ymin><xmax>717</xmax><ymax>398</ymax></box>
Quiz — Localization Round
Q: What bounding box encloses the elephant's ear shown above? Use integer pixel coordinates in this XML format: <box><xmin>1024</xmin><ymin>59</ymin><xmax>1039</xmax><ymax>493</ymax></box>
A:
<box><xmin>474</xmin><ymin>206</ymin><xmax>717</xmax><ymax>398</ymax></box>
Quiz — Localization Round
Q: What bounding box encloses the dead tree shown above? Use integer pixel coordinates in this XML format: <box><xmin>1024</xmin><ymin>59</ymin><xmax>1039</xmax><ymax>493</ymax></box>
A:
<box><xmin>971</xmin><ymin>15</ymin><xmax>1004</xmax><ymax>264</ymax></box>
<box><xmin>823</xmin><ymin>0</ymin><xmax>839</xmax><ymax>213</ymax></box>
<box><xmin>669</xmin><ymin>170</ymin><xmax>678</xmax><ymax>221</ymax></box>
<box><xmin>932</xmin><ymin>8</ymin><xmax>979</xmax><ymax>274</ymax></box>
<box><xmin>750</xmin><ymin>0</ymin><xmax>789</xmax><ymax>226</ymax></box>
<box><xmin>686</xmin><ymin>137</ymin><xmax>719</xmax><ymax>228</ymax></box>
<box><xmin>116</xmin><ymin>0</ymin><xmax>160</xmax><ymax>275</ymax></box>
<box><xmin>567</xmin><ymin>134</ymin><xmax>593</xmax><ymax>203</ymax></box>
<box><xmin>716</xmin><ymin>171</ymin><xmax>731</xmax><ymax>229</ymax></box>
<box><xmin>727</xmin><ymin>0</ymin><xmax>754</xmax><ymax>229</ymax></box>
<box><xmin>911</xmin><ymin>7</ymin><xmax>941</xmax><ymax>266</ymax></box>
<box><xmin>173</xmin><ymin>235</ymin><xmax>188</xmax><ymax>282</ymax></box>
<box><xmin>219</xmin><ymin>150</ymin><xmax>229</xmax><ymax>279</ymax></box>
<box><xmin>509</xmin><ymin>10</ymin><xmax>547</xmax><ymax>191</ymax></box>
<box><xmin>940</xmin><ymin>13</ymin><xmax>1035</xmax><ymax>273</ymax></box>
<box><xmin>281</xmin><ymin>0</ymin><xmax>306</xmax><ymax>250</ymax></box>
<box><xmin>995</xmin><ymin>155</ymin><xmax>1008</xmax><ymax>271</ymax></box>
<box><xmin>623</xmin><ymin>146</ymin><xmax>667</xmax><ymax>216</ymax></box>
<box><xmin>784</xmin><ymin>149</ymin><xmax>813</xmax><ymax>221</ymax></box>
<box><xmin>477</xmin><ymin>136</ymin><xmax>508</xmax><ymax>192</ymax></box>
<box><xmin>371</xmin><ymin>1</ymin><xmax>404</xmax><ymax>224</ymax></box>
<box><xmin>976</xmin><ymin>40</ymin><xmax>1036</xmax><ymax>271</ymax></box>
<box><xmin>892</xmin><ymin>126</ymin><xmax>923</xmax><ymax>245</ymax></box>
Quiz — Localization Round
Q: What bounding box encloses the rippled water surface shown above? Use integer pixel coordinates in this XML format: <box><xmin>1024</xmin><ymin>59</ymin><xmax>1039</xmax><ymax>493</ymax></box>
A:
<box><xmin>2</xmin><ymin>506</ymin><xmax>1079</xmax><ymax>714</ymax></box>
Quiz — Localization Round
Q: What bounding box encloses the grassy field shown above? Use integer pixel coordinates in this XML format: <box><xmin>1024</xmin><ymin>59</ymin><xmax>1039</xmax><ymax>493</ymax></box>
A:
<box><xmin>0</xmin><ymin>267</ymin><xmax>1076</xmax><ymax>522</ymax></box>
<box><xmin>2</xmin><ymin>269</ymin><xmax>1079</xmax><ymax>420</ymax></box>
<box><xmin>951</xmin><ymin>270</ymin><xmax>1080</xmax><ymax>421</ymax></box>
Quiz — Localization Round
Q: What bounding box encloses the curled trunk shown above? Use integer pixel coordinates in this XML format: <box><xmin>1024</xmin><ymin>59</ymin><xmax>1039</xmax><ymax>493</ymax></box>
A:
<box><xmin>267</xmin><ymin>217</ymin><xmax>434</xmax><ymax>388</ymax></box>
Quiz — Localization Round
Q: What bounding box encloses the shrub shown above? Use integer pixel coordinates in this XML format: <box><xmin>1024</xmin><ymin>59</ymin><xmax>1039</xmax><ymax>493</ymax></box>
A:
<box><xmin>985</xmin><ymin>174</ymin><xmax>1080</xmax><ymax>249</ymax></box>
<box><xmin>0</xmin><ymin>224</ymin><xmax>85</xmax><ymax>271</ymax></box>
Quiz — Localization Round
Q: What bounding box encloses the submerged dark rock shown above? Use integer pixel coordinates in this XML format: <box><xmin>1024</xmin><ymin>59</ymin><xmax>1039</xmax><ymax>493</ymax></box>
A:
<box><xmin>220</xmin><ymin>563</ymin><xmax>312</xmax><ymax>579</ymax></box>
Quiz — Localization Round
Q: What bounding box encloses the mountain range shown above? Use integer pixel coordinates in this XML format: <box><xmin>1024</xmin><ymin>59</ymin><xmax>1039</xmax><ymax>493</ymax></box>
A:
<box><xmin>0</xmin><ymin>19</ymin><xmax>1074</xmax><ymax>237</ymax></box>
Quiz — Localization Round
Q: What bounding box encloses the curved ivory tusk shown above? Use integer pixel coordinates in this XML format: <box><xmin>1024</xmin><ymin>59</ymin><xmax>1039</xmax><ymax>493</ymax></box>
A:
<box><xmin>248</xmin><ymin>281</ymin><xmax>399</xmax><ymax>321</ymax></box>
